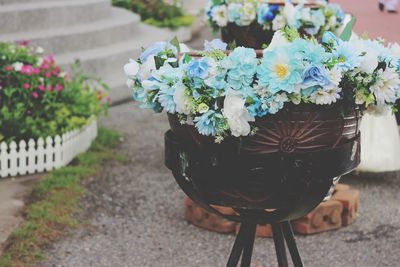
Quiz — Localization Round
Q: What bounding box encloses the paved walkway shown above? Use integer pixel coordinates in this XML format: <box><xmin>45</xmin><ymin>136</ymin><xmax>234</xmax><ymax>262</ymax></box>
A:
<box><xmin>39</xmin><ymin>103</ymin><xmax>400</xmax><ymax>267</ymax></box>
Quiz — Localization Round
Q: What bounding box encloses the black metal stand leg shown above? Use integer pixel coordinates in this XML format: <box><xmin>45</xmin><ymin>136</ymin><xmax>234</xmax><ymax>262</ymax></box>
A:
<box><xmin>226</xmin><ymin>223</ymin><xmax>257</xmax><ymax>267</ymax></box>
<box><xmin>271</xmin><ymin>223</ymin><xmax>289</xmax><ymax>267</ymax></box>
<box><xmin>281</xmin><ymin>221</ymin><xmax>304</xmax><ymax>267</ymax></box>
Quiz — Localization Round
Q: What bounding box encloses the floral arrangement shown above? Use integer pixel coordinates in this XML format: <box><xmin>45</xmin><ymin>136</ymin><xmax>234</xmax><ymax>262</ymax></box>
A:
<box><xmin>124</xmin><ymin>30</ymin><xmax>400</xmax><ymax>142</ymax></box>
<box><xmin>206</xmin><ymin>0</ymin><xmax>346</xmax><ymax>38</ymax></box>
<box><xmin>0</xmin><ymin>42</ymin><xmax>109</xmax><ymax>143</ymax></box>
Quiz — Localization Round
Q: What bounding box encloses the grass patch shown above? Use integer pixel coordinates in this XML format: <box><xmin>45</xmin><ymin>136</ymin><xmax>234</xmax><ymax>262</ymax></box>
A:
<box><xmin>0</xmin><ymin>127</ymin><xmax>125</xmax><ymax>267</ymax></box>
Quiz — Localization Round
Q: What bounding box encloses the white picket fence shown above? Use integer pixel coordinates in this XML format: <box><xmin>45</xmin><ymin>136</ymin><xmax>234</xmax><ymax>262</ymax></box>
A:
<box><xmin>0</xmin><ymin>120</ymin><xmax>98</xmax><ymax>178</ymax></box>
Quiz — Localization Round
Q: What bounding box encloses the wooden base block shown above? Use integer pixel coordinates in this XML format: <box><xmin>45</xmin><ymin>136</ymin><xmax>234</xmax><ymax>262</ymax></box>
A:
<box><xmin>184</xmin><ymin>184</ymin><xmax>360</xmax><ymax>236</ymax></box>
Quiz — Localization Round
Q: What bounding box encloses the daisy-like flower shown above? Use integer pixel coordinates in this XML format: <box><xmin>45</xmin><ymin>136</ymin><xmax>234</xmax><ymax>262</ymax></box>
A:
<box><xmin>310</xmin><ymin>87</ymin><xmax>342</xmax><ymax>105</ymax></box>
<box><xmin>211</xmin><ymin>5</ymin><xmax>228</xmax><ymax>27</ymax></box>
<box><xmin>332</xmin><ymin>42</ymin><xmax>362</xmax><ymax>71</ymax></box>
<box><xmin>371</xmin><ymin>67</ymin><xmax>400</xmax><ymax>106</ymax></box>
<box><xmin>257</xmin><ymin>46</ymin><xmax>304</xmax><ymax>94</ymax></box>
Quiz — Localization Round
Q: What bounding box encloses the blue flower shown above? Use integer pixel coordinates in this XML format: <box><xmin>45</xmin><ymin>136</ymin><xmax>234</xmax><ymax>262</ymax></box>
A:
<box><xmin>186</xmin><ymin>58</ymin><xmax>210</xmax><ymax>79</ymax></box>
<box><xmin>257</xmin><ymin>46</ymin><xmax>304</xmax><ymax>94</ymax></box>
<box><xmin>333</xmin><ymin>42</ymin><xmax>362</xmax><ymax>71</ymax></box>
<box><xmin>140</xmin><ymin>41</ymin><xmax>177</xmax><ymax>63</ymax></box>
<box><xmin>158</xmin><ymin>86</ymin><xmax>176</xmax><ymax>113</ymax></box>
<box><xmin>194</xmin><ymin>110</ymin><xmax>220</xmax><ymax>136</ymax></box>
<box><xmin>327</xmin><ymin>4</ymin><xmax>345</xmax><ymax>23</ymax></box>
<box><xmin>226</xmin><ymin>47</ymin><xmax>257</xmax><ymax>91</ymax></box>
<box><xmin>302</xmin><ymin>65</ymin><xmax>331</xmax><ymax>88</ymax></box>
<box><xmin>204</xmin><ymin>39</ymin><xmax>228</xmax><ymax>51</ymax></box>
<box><xmin>291</xmin><ymin>39</ymin><xmax>329</xmax><ymax>65</ymax></box>
<box><xmin>304</xmin><ymin>9</ymin><xmax>325</xmax><ymax>36</ymax></box>
<box><xmin>322</xmin><ymin>31</ymin><xmax>340</xmax><ymax>45</ymax></box>
<box><xmin>257</xmin><ymin>4</ymin><xmax>277</xmax><ymax>25</ymax></box>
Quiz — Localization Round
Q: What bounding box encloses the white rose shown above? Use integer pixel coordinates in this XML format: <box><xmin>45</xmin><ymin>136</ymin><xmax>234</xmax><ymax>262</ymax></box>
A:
<box><xmin>173</xmin><ymin>83</ymin><xmax>193</xmax><ymax>115</ymax></box>
<box><xmin>222</xmin><ymin>89</ymin><xmax>255</xmax><ymax>137</ymax></box>
<box><xmin>265</xmin><ymin>30</ymin><xmax>289</xmax><ymax>52</ymax></box>
<box><xmin>124</xmin><ymin>59</ymin><xmax>140</xmax><ymax>77</ymax></box>
<box><xmin>272</xmin><ymin>14</ymin><xmax>286</xmax><ymax>31</ymax></box>
<box><xmin>138</xmin><ymin>56</ymin><xmax>156</xmax><ymax>81</ymax></box>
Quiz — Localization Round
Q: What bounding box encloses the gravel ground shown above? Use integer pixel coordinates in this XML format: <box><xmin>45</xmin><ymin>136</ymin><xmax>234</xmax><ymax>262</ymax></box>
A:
<box><xmin>40</xmin><ymin>102</ymin><xmax>400</xmax><ymax>267</ymax></box>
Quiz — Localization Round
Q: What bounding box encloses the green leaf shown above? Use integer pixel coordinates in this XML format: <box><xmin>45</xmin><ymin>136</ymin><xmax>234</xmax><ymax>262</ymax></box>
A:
<box><xmin>170</xmin><ymin>36</ymin><xmax>181</xmax><ymax>54</ymax></box>
<box><xmin>340</xmin><ymin>16</ymin><xmax>356</xmax><ymax>41</ymax></box>
<box><xmin>183</xmin><ymin>53</ymin><xmax>192</xmax><ymax>64</ymax></box>
<box><xmin>154</xmin><ymin>56</ymin><xmax>166</xmax><ymax>69</ymax></box>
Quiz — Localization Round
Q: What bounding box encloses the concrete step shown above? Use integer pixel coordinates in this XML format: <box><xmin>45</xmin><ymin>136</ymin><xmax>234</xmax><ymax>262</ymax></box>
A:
<box><xmin>0</xmin><ymin>8</ymin><xmax>140</xmax><ymax>55</ymax></box>
<box><xmin>0</xmin><ymin>0</ymin><xmax>65</xmax><ymax>4</ymax></box>
<box><xmin>56</xmin><ymin>23</ymin><xmax>193</xmax><ymax>103</ymax></box>
<box><xmin>0</xmin><ymin>0</ymin><xmax>111</xmax><ymax>34</ymax></box>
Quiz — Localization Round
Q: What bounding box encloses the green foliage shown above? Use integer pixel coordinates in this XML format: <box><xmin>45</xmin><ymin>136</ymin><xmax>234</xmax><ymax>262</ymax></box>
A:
<box><xmin>0</xmin><ymin>128</ymin><xmax>124</xmax><ymax>267</ymax></box>
<box><xmin>130</xmin><ymin>0</ymin><xmax>194</xmax><ymax>29</ymax></box>
<box><xmin>0</xmin><ymin>43</ymin><xmax>109</xmax><ymax>143</ymax></box>
<box><xmin>111</xmin><ymin>0</ymin><xmax>132</xmax><ymax>10</ymax></box>
<box><xmin>340</xmin><ymin>16</ymin><xmax>356</xmax><ymax>41</ymax></box>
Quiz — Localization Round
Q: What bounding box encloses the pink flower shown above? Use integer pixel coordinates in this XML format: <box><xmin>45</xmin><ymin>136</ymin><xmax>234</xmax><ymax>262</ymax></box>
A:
<box><xmin>46</xmin><ymin>55</ymin><xmax>55</xmax><ymax>64</ymax></box>
<box><xmin>23</xmin><ymin>83</ymin><xmax>30</xmax><ymax>89</ymax></box>
<box><xmin>47</xmin><ymin>85</ymin><xmax>53</xmax><ymax>91</ymax></box>
<box><xmin>4</xmin><ymin>66</ymin><xmax>13</xmax><ymax>71</ymax></box>
<box><xmin>40</xmin><ymin>62</ymin><xmax>49</xmax><ymax>70</ymax></box>
<box><xmin>55</xmin><ymin>84</ymin><xmax>63</xmax><ymax>92</ymax></box>
<box><xmin>16</xmin><ymin>40</ymin><xmax>30</xmax><ymax>47</ymax></box>
<box><xmin>38</xmin><ymin>85</ymin><xmax>45</xmax><ymax>91</ymax></box>
<box><xmin>26</xmin><ymin>109</ymin><xmax>32</xmax><ymax>115</ymax></box>
<box><xmin>33</xmin><ymin>68</ymin><xmax>40</xmax><ymax>75</ymax></box>
<box><xmin>106</xmin><ymin>96</ymin><xmax>112</xmax><ymax>104</ymax></box>
<box><xmin>52</xmin><ymin>66</ymin><xmax>60</xmax><ymax>76</ymax></box>
<box><xmin>45</xmin><ymin>72</ymin><xmax>51</xmax><ymax>78</ymax></box>
<box><xmin>32</xmin><ymin>92</ymin><xmax>39</xmax><ymax>99</ymax></box>
<box><xmin>20</xmin><ymin>65</ymin><xmax>34</xmax><ymax>75</ymax></box>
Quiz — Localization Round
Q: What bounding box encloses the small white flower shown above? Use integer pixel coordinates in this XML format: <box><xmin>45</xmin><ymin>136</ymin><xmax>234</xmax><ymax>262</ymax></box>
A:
<box><xmin>58</xmin><ymin>72</ymin><xmax>67</xmax><ymax>78</ymax></box>
<box><xmin>222</xmin><ymin>89</ymin><xmax>255</xmax><ymax>137</ymax></box>
<box><xmin>272</xmin><ymin>14</ymin><xmax>286</xmax><ymax>31</ymax></box>
<box><xmin>265</xmin><ymin>30</ymin><xmax>289</xmax><ymax>52</ymax></box>
<box><xmin>12</xmin><ymin>62</ymin><xmax>23</xmax><ymax>71</ymax></box>
<box><xmin>138</xmin><ymin>56</ymin><xmax>156</xmax><ymax>81</ymax></box>
<box><xmin>327</xmin><ymin>67</ymin><xmax>342</xmax><ymax>86</ymax></box>
<box><xmin>124</xmin><ymin>59</ymin><xmax>140</xmax><ymax>77</ymax></box>
<box><xmin>371</xmin><ymin>68</ymin><xmax>400</xmax><ymax>105</ymax></box>
<box><xmin>240</xmin><ymin>2</ymin><xmax>256</xmax><ymax>26</ymax></box>
<box><xmin>310</xmin><ymin>87</ymin><xmax>342</xmax><ymax>105</ymax></box>
<box><xmin>173</xmin><ymin>83</ymin><xmax>193</xmax><ymax>115</ymax></box>
<box><xmin>211</xmin><ymin>5</ymin><xmax>228</xmax><ymax>27</ymax></box>
<box><xmin>126</xmin><ymin>78</ymin><xmax>135</xmax><ymax>89</ymax></box>
<box><xmin>36</xmin><ymin>46</ymin><xmax>44</xmax><ymax>54</ymax></box>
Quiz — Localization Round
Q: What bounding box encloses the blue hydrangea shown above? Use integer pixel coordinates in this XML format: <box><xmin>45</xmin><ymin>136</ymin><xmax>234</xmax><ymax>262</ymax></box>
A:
<box><xmin>333</xmin><ymin>42</ymin><xmax>362</xmax><ymax>71</ymax></box>
<box><xmin>194</xmin><ymin>110</ymin><xmax>220</xmax><ymax>136</ymax></box>
<box><xmin>186</xmin><ymin>58</ymin><xmax>210</xmax><ymax>79</ymax></box>
<box><xmin>302</xmin><ymin>65</ymin><xmax>331</xmax><ymax>88</ymax></box>
<box><xmin>291</xmin><ymin>39</ymin><xmax>329</xmax><ymax>65</ymax></box>
<box><xmin>259</xmin><ymin>93</ymin><xmax>288</xmax><ymax>114</ymax></box>
<box><xmin>257</xmin><ymin>4</ymin><xmax>278</xmax><ymax>25</ymax></box>
<box><xmin>247</xmin><ymin>97</ymin><xmax>267</xmax><ymax>117</ymax></box>
<box><xmin>304</xmin><ymin>9</ymin><xmax>325</xmax><ymax>35</ymax></box>
<box><xmin>204</xmin><ymin>39</ymin><xmax>228</xmax><ymax>51</ymax></box>
<box><xmin>158</xmin><ymin>85</ymin><xmax>176</xmax><ymax>113</ymax></box>
<box><xmin>257</xmin><ymin>46</ymin><xmax>304</xmax><ymax>94</ymax></box>
<box><xmin>226</xmin><ymin>47</ymin><xmax>257</xmax><ymax>91</ymax></box>
<box><xmin>140</xmin><ymin>41</ymin><xmax>177</xmax><ymax>63</ymax></box>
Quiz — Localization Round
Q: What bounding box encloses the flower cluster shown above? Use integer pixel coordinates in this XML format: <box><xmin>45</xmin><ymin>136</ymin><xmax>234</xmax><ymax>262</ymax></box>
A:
<box><xmin>206</xmin><ymin>0</ymin><xmax>346</xmax><ymax>38</ymax></box>
<box><xmin>0</xmin><ymin>42</ymin><xmax>108</xmax><ymax>143</ymax></box>
<box><xmin>124</xmin><ymin>31</ymin><xmax>400</xmax><ymax>141</ymax></box>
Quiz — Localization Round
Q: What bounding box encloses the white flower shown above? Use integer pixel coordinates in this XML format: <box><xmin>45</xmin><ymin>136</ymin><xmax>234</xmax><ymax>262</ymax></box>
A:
<box><xmin>265</xmin><ymin>30</ymin><xmax>289</xmax><ymax>52</ymax></box>
<box><xmin>353</xmin><ymin>39</ymin><xmax>379</xmax><ymax>74</ymax></box>
<box><xmin>173</xmin><ymin>83</ymin><xmax>193</xmax><ymax>115</ymax></box>
<box><xmin>327</xmin><ymin>15</ymin><xmax>337</xmax><ymax>30</ymax></box>
<box><xmin>211</xmin><ymin>5</ymin><xmax>228</xmax><ymax>27</ymax></box>
<box><xmin>58</xmin><ymin>72</ymin><xmax>67</xmax><ymax>78</ymax></box>
<box><xmin>310</xmin><ymin>87</ymin><xmax>342</xmax><ymax>105</ymax></box>
<box><xmin>240</xmin><ymin>2</ymin><xmax>256</xmax><ymax>26</ymax></box>
<box><xmin>124</xmin><ymin>59</ymin><xmax>140</xmax><ymax>77</ymax></box>
<box><xmin>327</xmin><ymin>67</ymin><xmax>342</xmax><ymax>86</ymax></box>
<box><xmin>222</xmin><ymin>89</ymin><xmax>255</xmax><ymax>137</ymax></box>
<box><xmin>138</xmin><ymin>56</ymin><xmax>156</xmax><ymax>81</ymax></box>
<box><xmin>389</xmin><ymin>43</ymin><xmax>400</xmax><ymax>59</ymax></box>
<box><xmin>282</xmin><ymin>3</ymin><xmax>297</xmax><ymax>28</ymax></box>
<box><xmin>12</xmin><ymin>62</ymin><xmax>23</xmax><ymax>71</ymax></box>
<box><xmin>371</xmin><ymin>68</ymin><xmax>400</xmax><ymax>105</ymax></box>
<box><xmin>36</xmin><ymin>46</ymin><xmax>44</xmax><ymax>54</ymax></box>
<box><xmin>272</xmin><ymin>14</ymin><xmax>286</xmax><ymax>31</ymax></box>
<box><xmin>126</xmin><ymin>78</ymin><xmax>135</xmax><ymax>89</ymax></box>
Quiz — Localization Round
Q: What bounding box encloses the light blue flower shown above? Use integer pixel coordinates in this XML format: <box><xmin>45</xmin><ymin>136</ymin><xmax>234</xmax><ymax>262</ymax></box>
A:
<box><xmin>257</xmin><ymin>4</ymin><xmax>277</xmax><ymax>25</ymax></box>
<box><xmin>152</xmin><ymin>63</ymin><xmax>183</xmax><ymax>85</ymax></box>
<box><xmin>333</xmin><ymin>42</ymin><xmax>362</xmax><ymax>71</ymax></box>
<box><xmin>158</xmin><ymin>86</ymin><xmax>176</xmax><ymax>113</ymax></box>
<box><xmin>186</xmin><ymin>58</ymin><xmax>210</xmax><ymax>79</ymax></box>
<box><xmin>257</xmin><ymin>46</ymin><xmax>304</xmax><ymax>94</ymax></box>
<box><xmin>227</xmin><ymin>3</ymin><xmax>242</xmax><ymax>25</ymax></box>
<box><xmin>226</xmin><ymin>47</ymin><xmax>257</xmax><ymax>91</ymax></box>
<box><xmin>327</xmin><ymin>4</ymin><xmax>345</xmax><ymax>23</ymax></box>
<box><xmin>204</xmin><ymin>39</ymin><xmax>228</xmax><ymax>51</ymax></box>
<box><xmin>304</xmin><ymin>9</ymin><xmax>325</xmax><ymax>35</ymax></box>
<box><xmin>291</xmin><ymin>39</ymin><xmax>329</xmax><ymax>65</ymax></box>
<box><xmin>194</xmin><ymin>110</ymin><xmax>220</xmax><ymax>136</ymax></box>
<box><xmin>302</xmin><ymin>65</ymin><xmax>331</xmax><ymax>88</ymax></box>
<box><xmin>140</xmin><ymin>41</ymin><xmax>178</xmax><ymax>63</ymax></box>
<box><xmin>322</xmin><ymin>31</ymin><xmax>340</xmax><ymax>45</ymax></box>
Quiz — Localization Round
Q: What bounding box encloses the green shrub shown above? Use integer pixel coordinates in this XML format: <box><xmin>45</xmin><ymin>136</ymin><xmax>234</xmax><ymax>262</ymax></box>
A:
<box><xmin>0</xmin><ymin>42</ymin><xmax>109</xmax><ymax>143</ymax></box>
